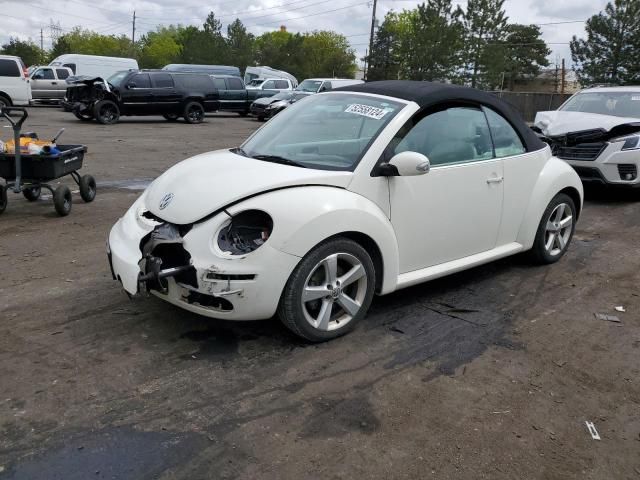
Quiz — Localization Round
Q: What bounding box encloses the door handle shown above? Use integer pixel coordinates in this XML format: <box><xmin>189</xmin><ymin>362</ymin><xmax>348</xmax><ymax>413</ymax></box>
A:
<box><xmin>486</xmin><ymin>176</ymin><xmax>504</xmax><ymax>184</ymax></box>
<box><xmin>52</xmin><ymin>82</ymin><xmax>57</xmax><ymax>85</ymax></box>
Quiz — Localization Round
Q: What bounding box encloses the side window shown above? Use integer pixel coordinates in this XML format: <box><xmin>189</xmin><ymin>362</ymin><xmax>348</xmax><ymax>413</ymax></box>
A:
<box><xmin>212</xmin><ymin>78</ymin><xmax>226</xmax><ymax>89</ymax></box>
<box><xmin>0</xmin><ymin>59</ymin><xmax>20</xmax><ymax>77</ymax></box>
<box><xmin>320</xmin><ymin>81</ymin><xmax>332</xmax><ymax>91</ymax></box>
<box><xmin>41</xmin><ymin>69</ymin><xmax>55</xmax><ymax>80</ymax></box>
<box><xmin>394</xmin><ymin>106</ymin><xmax>494</xmax><ymax>166</ymax></box>
<box><xmin>133</xmin><ymin>74</ymin><xmax>151</xmax><ymax>88</ymax></box>
<box><xmin>262</xmin><ymin>80</ymin><xmax>276</xmax><ymax>89</ymax></box>
<box><xmin>483</xmin><ymin>107</ymin><xmax>526</xmax><ymax>158</ymax></box>
<box><xmin>63</xmin><ymin>63</ymin><xmax>76</xmax><ymax>74</ymax></box>
<box><xmin>274</xmin><ymin>80</ymin><xmax>288</xmax><ymax>89</ymax></box>
<box><xmin>228</xmin><ymin>78</ymin><xmax>244</xmax><ymax>90</ymax></box>
<box><xmin>56</xmin><ymin>69</ymin><xmax>70</xmax><ymax>80</ymax></box>
<box><xmin>151</xmin><ymin>73</ymin><xmax>174</xmax><ymax>88</ymax></box>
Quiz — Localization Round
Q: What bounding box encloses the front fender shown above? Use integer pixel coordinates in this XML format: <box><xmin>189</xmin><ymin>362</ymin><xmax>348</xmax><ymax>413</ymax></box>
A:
<box><xmin>226</xmin><ymin>186</ymin><xmax>400</xmax><ymax>294</ymax></box>
<box><xmin>516</xmin><ymin>156</ymin><xmax>584</xmax><ymax>249</ymax></box>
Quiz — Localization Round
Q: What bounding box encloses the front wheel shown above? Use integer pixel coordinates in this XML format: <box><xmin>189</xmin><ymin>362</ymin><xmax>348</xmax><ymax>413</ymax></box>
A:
<box><xmin>93</xmin><ymin>100</ymin><xmax>120</xmax><ymax>125</ymax></box>
<box><xmin>79</xmin><ymin>174</ymin><xmax>96</xmax><ymax>202</ymax></box>
<box><xmin>22</xmin><ymin>186</ymin><xmax>41</xmax><ymax>202</ymax></box>
<box><xmin>53</xmin><ymin>185</ymin><xmax>72</xmax><ymax>216</ymax></box>
<box><xmin>530</xmin><ymin>193</ymin><xmax>576</xmax><ymax>264</ymax></box>
<box><xmin>278</xmin><ymin>238</ymin><xmax>375</xmax><ymax>342</ymax></box>
<box><xmin>183</xmin><ymin>101</ymin><xmax>204</xmax><ymax>124</ymax></box>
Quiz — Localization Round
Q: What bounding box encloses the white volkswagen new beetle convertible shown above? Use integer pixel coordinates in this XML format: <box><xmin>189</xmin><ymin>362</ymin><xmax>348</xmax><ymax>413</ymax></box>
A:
<box><xmin>108</xmin><ymin>81</ymin><xmax>583</xmax><ymax>341</ymax></box>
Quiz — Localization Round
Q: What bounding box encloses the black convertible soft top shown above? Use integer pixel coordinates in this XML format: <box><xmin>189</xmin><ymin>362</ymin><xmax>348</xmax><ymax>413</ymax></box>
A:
<box><xmin>336</xmin><ymin>80</ymin><xmax>545</xmax><ymax>152</ymax></box>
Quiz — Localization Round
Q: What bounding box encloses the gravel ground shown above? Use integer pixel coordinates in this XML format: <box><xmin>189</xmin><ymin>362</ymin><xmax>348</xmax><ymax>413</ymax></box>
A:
<box><xmin>0</xmin><ymin>107</ymin><xmax>639</xmax><ymax>480</ymax></box>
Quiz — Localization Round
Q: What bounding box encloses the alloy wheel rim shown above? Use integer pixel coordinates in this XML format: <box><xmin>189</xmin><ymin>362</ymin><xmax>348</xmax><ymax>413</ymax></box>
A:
<box><xmin>188</xmin><ymin>107</ymin><xmax>203</xmax><ymax>121</ymax></box>
<box><xmin>301</xmin><ymin>252</ymin><xmax>368</xmax><ymax>331</ymax></box>
<box><xmin>101</xmin><ymin>105</ymin><xmax>116</xmax><ymax>122</ymax></box>
<box><xmin>544</xmin><ymin>203</ymin><xmax>572</xmax><ymax>256</ymax></box>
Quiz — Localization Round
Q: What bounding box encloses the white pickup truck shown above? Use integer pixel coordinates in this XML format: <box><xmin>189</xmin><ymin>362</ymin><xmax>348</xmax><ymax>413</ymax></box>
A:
<box><xmin>0</xmin><ymin>55</ymin><xmax>32</xmax><ymax>107</ymax></box>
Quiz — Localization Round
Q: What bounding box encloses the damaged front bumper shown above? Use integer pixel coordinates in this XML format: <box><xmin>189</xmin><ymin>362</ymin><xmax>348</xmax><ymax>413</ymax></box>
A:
<box><xmin>107</xmin><ymin>198</ymin><xmax>300</xmax><ymax>320</ymax></box>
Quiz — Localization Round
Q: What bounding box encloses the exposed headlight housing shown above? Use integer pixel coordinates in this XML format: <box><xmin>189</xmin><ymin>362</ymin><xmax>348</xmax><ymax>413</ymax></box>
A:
<box><xmin>267</xmin><ymin>101</ymin><xmax>287</xmax><ymax>110</ymax></box>
<box><xmin>613</xmin><ymin>134</ymin><xmax>640</xmax><ymax>150</ymax></box>
<box><xmin>216</xmin><ymin>210</ymin><xmax>273</xmax><ymax>255</ymax></box>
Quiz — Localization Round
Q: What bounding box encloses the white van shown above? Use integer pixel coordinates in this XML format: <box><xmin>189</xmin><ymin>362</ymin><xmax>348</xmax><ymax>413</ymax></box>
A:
<box><xmin>244</xmin><ymin>66</ymin><xmax>298</xmax><ymax>88</ymax></box>
<box><xmin>49</xmin><ymin>54</ymin><xmax>138</xmax><ymax>79</ymax></box>
<box><xmin>0</xmin><ymin>55</ymin><xmax>31</xmax><ymax>107</ymax></box>
<box><xmin>296</xmin><ymin>78</ymin><xmax>364</xmax><ymax>94</ymax></box>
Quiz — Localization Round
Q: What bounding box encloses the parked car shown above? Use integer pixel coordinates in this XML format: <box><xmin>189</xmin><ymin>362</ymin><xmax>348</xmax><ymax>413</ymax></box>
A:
<box><xmin>29</xmin><ymin>65</ymin><xmax>73</xmax><ymax>103</ymax></box>
<box><xmin>244</xmin><ymin>66</ymin><xmax>297</xmax><ymax>88</ymax></box>
<box><xmin>107</xmin><ymin>80</ymin><xmax>583</xmax><ymax>341</ymax></box>
<box><xmin>534</xmin><ymin>86</ymin><xmax>640</xmax><ymax>188</ymax></box>
<box><xmin>296</xmin><ymin>78</ymin><xmax>364</xmax><ymax>94</ymax></box>
<box><xmin>49</xmin><ymin>54</ymin><xmax>138</xmax><ymax>78</ymax></box>
<box><xmin>245</xmin><ymin>78</ymin><xmax>295</xmax><ymax>92</ymax></box>
<box><xmin>0</xmin><ymin>55</ymin><xmax>31</xmax><ymax>107</ymax></box>
<box><xmin>210</xmin><ymin>75</ymin><xmax>279</xmax><ymax>115</ymax></box>
<box><xmin>250</xmin><ymin>91</ymin><xmax>311</xmax><ymax>120</ymax></box>
<box><xmin>163</xmin><ymin>64</ymin><xmax>241</xmax><ymax>77</ymax></box>
<box><xmin>65</xmin><ymin>70</ymin><xmax>219</xmax><ymax>124</ymax></box>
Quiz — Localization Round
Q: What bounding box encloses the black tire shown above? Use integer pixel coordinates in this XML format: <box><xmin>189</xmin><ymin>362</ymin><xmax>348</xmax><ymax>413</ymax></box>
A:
<box><xmin>73</xmin><ymin>107</ymin><xmax>94</xmax><ymax>121</ymax></box>
<box><xmin>93</xmin><ymin>100</ymin><xmax>120</xmax><ymax>125</ymax></box>
<box><xmin>163</xmin><ymin>113</ymin><xmax>180</xmax><ymax>121</ymax></box>
<box><xmin>530</xmin><ymin>193</ymin><xmax>576</xmax><ymax>264</ymax></box>
<box><xmin>238</xmin><ymin>111</ymin><xmax>249</xmax><ymax>117</ymax></box>
<box><xmin>79</xmin><ymin>175</ymin><xmax>96</xmax><ymax>202</ymax></box>
<box><xmin>183</xmin><ymin>101</ymin><xmax>204</xmax><ymax>124</ymax></box>
<box><xmin>0</xmin><ymin>185</ymin><xmax>7</xmax><ymax>214</ymax></box>
<box><xmin>278</xmin><ymin>238</ymin><xmax>376</xmax><ymax>342</ymax></box>
<box><xmin>0</xmin><ymin>94</ymin><xmax>11</xmax><ymax>110</ymax></box>
<box><xmin>53</xmin><ymin>185</ymin><xmax>72</xmax><ymax>216</ymax></box>
<box><xmin>22</xmin><ymin>186</ymin><xmax>41</xmax><ymax>202</ymax></box>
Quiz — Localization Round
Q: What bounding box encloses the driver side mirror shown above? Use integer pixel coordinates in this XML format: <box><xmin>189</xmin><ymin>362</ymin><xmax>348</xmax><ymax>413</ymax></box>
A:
<box><xmin>126</xmin><ymin>82</ymin><xmax>136</xmax><ymax>89</ymax></box>
<box><xmin>378</xmin><ymin>151</ymin><xmax>431</xmax><ymax>176</ymax></box>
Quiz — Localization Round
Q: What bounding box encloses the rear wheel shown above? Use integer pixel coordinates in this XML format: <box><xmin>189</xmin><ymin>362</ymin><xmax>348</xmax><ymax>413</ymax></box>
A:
<box><xmin>22</xmin><ymin>186</ymin><xmax>41</xmax><ymax>201</ymax></box>
<box><xmin>278</xmin><ymin>238</ymin><xmax>375</xmax><ymax>342</ymax></box>
<box><xmin>53</xmin><ymin>185</ymin><xmax>72</xmax><ymax>216</ymax></box>
<box><xmin>183</xmin><ymin>101</ymin><xmax>204</xmax><ymax>124</ymax></box>
<box><xmin>94</xmin><ymin>100</ymin><xmax>120</xmax><ymax>125</ymax></box>
<box><xmin>79</xmin><ymin>175</ymin><xmax>96</xmax><ymax>202</ymax></box>
<box><xmin>530</xmin><ymin>193</ymin><xmax>576</xmax><ymax>264</ymax></box>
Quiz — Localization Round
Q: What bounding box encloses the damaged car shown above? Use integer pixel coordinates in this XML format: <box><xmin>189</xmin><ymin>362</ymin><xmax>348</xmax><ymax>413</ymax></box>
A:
<box><xmin>108</xmin><ymin>80</ymin><xmax>583</xmax><ymax>341</ymax></box>
<box><xmin>65</xmin><ymin>70</ymin><xmax>219</xmax><ymax>125</ymax></box>
<box><xmin>250</xmin><ymin>91</ymin><xmax>311</xmax><ymax>121</ymax></box>
<box><xmin>534</xmin><ymin>86</ymin><xmax>640</xmax><ymax>188</ymax></box>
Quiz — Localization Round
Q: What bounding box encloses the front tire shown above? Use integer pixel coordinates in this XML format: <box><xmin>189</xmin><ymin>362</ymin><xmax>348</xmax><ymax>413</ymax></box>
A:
<box><xmin>79</xmin><ymin>175</ymin><xmax>96</xmax><ymax>202</ymax></box>
<box><xmin>93</xmin><ymin>100</ymin><xmax>120</xmax><ymax>125</ymax></box>
<box><xmin>22</xmin><ymin>186</ymin><xmax>41</xmax><ymax>201</ymax></box>
<box><xmin>278</xmin><ymin>238</ymin><xmax>375</xmax><ymax>342</ymax></box>
<box><xmin>53</xmin><ymin>185</ymin><xmax>72</xmax><ymax>216</ymax></box>
<box><xmin>530</xmin><ymin>193</ymin><xmax>576</xmax><ymax>264</ymax></box>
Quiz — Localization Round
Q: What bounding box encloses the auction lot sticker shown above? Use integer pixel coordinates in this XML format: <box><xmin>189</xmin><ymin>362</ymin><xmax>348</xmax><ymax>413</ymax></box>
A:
<box><xmin>345</xmin><ymin>104</ymin><xmax>389</xmax><ymax>120</ymax></box>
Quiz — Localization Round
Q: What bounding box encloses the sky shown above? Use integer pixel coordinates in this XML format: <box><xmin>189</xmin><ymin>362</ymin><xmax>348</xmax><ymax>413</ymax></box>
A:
<box><xmin>2</xmin><ymin>0</ymin><xmax>609</xmax><ymax>70</ymax></box>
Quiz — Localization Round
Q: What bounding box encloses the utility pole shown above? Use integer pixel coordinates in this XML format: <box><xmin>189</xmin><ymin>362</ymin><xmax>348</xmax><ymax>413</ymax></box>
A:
<box><xmin>561</xmin><ymin>58</ymin><xmax>566</xmax><ymax>94</ymax></box>
<box><xmin>366</xmin><ymin>0</ymin><xmax>377</xmax><ymax>81</ymax></box>
<box><xmin>131</xmin><ymin>10</ymin><xmax>136</xmax><ymax>54</ymax></box>
<box><xmin>40</xmin><ymin>29</ymin><xmax>44</xmax><ymax>63</ymax></box>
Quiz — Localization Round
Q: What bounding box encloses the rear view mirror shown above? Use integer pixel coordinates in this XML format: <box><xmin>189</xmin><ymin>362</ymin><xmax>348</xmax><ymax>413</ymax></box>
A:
<box><xmin>380</xmin><ymin>151</ymin><xmax>431</xmax><ymax>176</ymax></box>
<box><xmin>126</xmin><ymin>82</ymin><xmax>136</xmax><ymax>89</ymax></box>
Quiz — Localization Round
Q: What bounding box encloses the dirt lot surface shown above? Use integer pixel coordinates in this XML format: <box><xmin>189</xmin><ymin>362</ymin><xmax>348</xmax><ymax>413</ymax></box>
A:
<box><xmin>1</xmin><ymin>107</ymin><xmax>639</xmax><ymax>480</ymax></box>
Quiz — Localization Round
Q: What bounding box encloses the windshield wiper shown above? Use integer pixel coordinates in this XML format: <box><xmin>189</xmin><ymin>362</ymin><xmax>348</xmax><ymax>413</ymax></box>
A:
<box><xmin>251</xmin><ymin>154</ymin><xmax>307</xmax><ymax>168</ymax></box>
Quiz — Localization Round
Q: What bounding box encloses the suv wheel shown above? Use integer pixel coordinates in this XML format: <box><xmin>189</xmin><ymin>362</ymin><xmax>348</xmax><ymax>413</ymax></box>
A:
<box><xmin>93</xmin><ymin>100</ymin><xmax>120</xmax><ymax>125</ymax></box>
<box><xmin>183</xmin><ymin>101</ymin><xmax>204</xmax><ymax>124</ymax></box>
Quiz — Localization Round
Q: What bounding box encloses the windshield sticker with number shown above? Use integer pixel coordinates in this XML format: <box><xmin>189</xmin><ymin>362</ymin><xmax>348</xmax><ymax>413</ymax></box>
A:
<box><xmin>344</xmin><ymin>104</ymin><xmax>389</xmax><ymax>120</ymax></box>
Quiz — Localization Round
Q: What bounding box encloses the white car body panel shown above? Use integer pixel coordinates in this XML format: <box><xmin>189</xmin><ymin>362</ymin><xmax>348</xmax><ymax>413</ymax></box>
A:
<box><xmin>49</xmin><ymin>54</ymin><xmax>138</xmax><ymax>78</ymax></box>
<box><xmin>0</xmin><ymin>55</ymin><xmax>31</xmax><ymax>106</ymax></box>
<box><xmin>108</xmin><ymin>91</ymin><xmax>583</xmax><ymax>322</ymax></box>
<box><xmin>534</xmin><ymin>110</ymin><xmax>639</xmax><ymax>137</ymax></box>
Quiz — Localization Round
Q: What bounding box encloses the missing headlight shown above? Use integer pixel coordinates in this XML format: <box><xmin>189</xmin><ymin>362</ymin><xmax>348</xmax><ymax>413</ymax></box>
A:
<box><xmin>217</xmin><ymin>210</ymin><xmax>273</xmax><ymax>255</ymax></box>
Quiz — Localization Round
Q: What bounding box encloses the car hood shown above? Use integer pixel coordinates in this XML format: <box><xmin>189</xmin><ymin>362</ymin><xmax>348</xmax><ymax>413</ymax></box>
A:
<box><xmin>534</xmin><ymin>110</ymin><xmax>640</xmax><ymax>137</ymax></box>
<box><xmin>252</xmin><ymin>96</ymin><xmax>279</xmax><ymax>106</ymax></box>
<box><xmin>145</xmin><ymin>149</ymin><xmax>353</xmax><ymax>224</ymax></box>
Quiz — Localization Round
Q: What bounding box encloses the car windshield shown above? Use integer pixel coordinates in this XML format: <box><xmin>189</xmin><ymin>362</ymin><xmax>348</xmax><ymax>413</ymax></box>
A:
<box><xmin>297</xmin><ymin>80</ymin><xmax>323</xmax><ymax>93</ymax></box>
<box><xmin>560</xmin><ymin>91</ymin><xmax>640</xmax><ymax>118</ymax></box>
<box><xmin>107</xmin><ymin>70</ymin><xmax>129</xmax><ymax>87</ymax></box>
<box><xmin>241</xmin><ymin>93</ymin><xmax>403</xmax><ymax>171</ymax></box>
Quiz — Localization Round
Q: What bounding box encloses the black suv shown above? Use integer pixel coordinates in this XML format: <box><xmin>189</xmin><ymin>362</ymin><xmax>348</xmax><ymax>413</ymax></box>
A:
<box><xmin>65</xmin><ymin>70</ymin><xmax>219</xmax><ymax>124</ymax></box>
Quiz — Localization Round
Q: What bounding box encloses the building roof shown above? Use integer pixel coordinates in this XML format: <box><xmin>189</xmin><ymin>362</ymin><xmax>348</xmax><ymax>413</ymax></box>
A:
<box><xmin>337</xmin><ymin>80</ymin><xmax>545</xmax><ymax>152</ymax></box>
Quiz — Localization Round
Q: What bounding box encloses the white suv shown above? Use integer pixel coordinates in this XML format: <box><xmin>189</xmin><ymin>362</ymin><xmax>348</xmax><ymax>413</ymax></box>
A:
<box><xmin>534</xmin><ymin>86</ymin><xmax>640</xmax><ymax>188</ymax></box>
<box><xmin>0</xmin><ymin>55</ymin><xmax>32</xmax><ymax>107</ymax></box>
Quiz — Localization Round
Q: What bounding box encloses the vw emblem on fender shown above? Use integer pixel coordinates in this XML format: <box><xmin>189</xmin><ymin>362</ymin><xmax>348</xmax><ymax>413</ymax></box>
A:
<box><xmin>159</xmin><ymin>193</ymin><xmax>174</xmax><ymax>210</ymax></box>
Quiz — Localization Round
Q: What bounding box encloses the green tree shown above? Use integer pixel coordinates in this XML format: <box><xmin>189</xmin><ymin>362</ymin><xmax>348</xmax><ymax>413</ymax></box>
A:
<box><xmin>570</xmin><ymin>0</ymin><xmax>640</xmax><ymax>85</ymax></box>
<box><xmin>499</xmin><ymin>24</ymin><xmax>550</xmax><ymax>89</ymax></box>
<box><xmin>138</xmin><ymin>26</ymin><xmax>181</xmax><ymax>68</ymax></box>
<box><xmin>254</xmin><ymin>30</ymin><xmax>306</xmax><ymax>78</ymax></box>
<box><xmin>50</xmin><ymin>28</ymin><xmax>132</xmax><ymax>59</ymax></box>
<box><xmin>0</xmin><ymin>38</ymin><xmax>45</xmax><ymax>66</ymax></box>
<box><xmin>226</xmin><ymin>19</ymin><xmax>255</xmax><ymax>71</ymax></box>
<box><xmin>367</xmin><ymin>12</ymin><xmax>402</xmax><ymax>81</ymax></box>
<box><xmin>461</xmin><ymin>0</ymin><xmax>508</xmax><ymax>88</ymax></box>
<box><xmin>301</xmin><ymin>31</ymin><xmax>356</xmax><ymax>79</ymax></box>
<box><xmin>400</xmin><ymin>0</ymin><xmax>464</xmax><ymax>81</ymax></box>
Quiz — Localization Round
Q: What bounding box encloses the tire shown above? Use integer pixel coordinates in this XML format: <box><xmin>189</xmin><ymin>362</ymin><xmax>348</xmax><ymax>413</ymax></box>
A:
<box><xmin>0</xmin><ymin>185</ymin><xmax>7</xmax><ymax>214</ymax></box>
<box><xmin>93</xmin><ymin>100</ymin><xmax>120</xmax><ymax>125</ymax></box>
<box><xmin>238</xmin><ymin>111</ymin><xmax>249</xmax><ymax>117</ymax></box>
<box><xmin>0</xmin><ymin>94</ymin><xmax>11</xmax><ymax>109</ymax></box>
<box><xmin>183</xmin><ymin>101</ymin><xmax>204</xmax><ymax>124</ymax></box>
<box><xmin>79</xmin><ymin>175</ymin><xmax>96</xmax><ymax>202</ymax></box>
<box><xmin>73</xmin><ymin>107</ymin><xmax>93</xmax><ymax>121</ymax></box>
<box><xmin>530</xmin><ymin>193</ymin><xmax>576</xmax><ymax>264</ymax></box>
<box><xmin>163</xmin><ymin>113</ymin><xmax>180</xmax><ymax>121</ymax></box>
<box><xmin>278</xmin><ymin>238</ymin><xmax>376</xmax><ymax>342</ymax></box>
<box><xmin>53</xmin><ymin>185</ymin><xmax>72</xmax><ymax>216</ymax></box>
<box><xmin>22</xmin><ymin>186</ymin><xmax>41</xmax><ymax>202</ymax></box>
